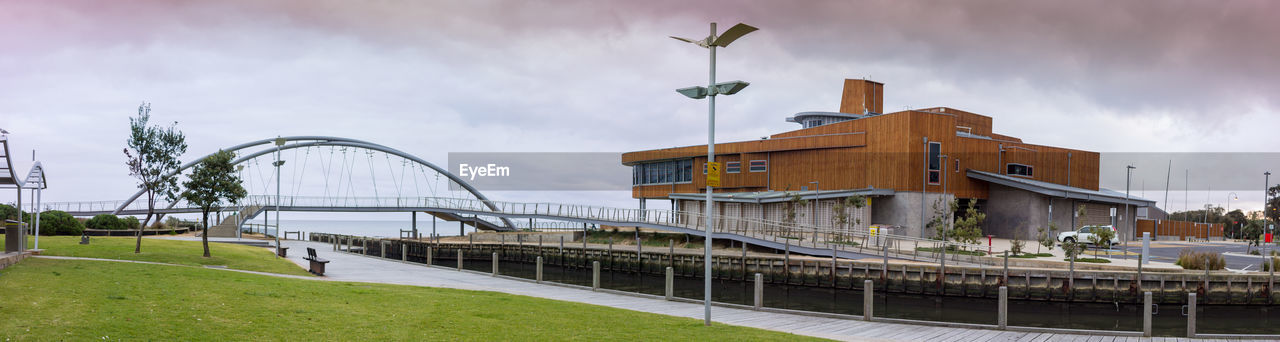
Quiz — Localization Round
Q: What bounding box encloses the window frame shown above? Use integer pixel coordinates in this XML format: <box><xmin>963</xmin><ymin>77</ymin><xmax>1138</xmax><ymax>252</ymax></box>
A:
<box><xmin>748</xmin><ymin>160</ymin><xmax>768</xmax><ymax>173</ymax></box>
<box><xmin>1006</xmin><ymin>163</ymin><xmax>1034</xmax><ymax>177</ymax></box>
<box><xmin>726</xmin><ymin>161</ymin><xmax>741</xmax><ymax>174</ymax></box>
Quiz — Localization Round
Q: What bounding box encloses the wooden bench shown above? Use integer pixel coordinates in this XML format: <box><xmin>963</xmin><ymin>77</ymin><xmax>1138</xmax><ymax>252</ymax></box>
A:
<box><xmin>276</xmin><ymin>246</ymin><xmax>289</xmax><ymax>258</ymax></box>
<box><xmin>304</xmin><ymin>247</ymin><xmax>330</xmax><ymax>276</ymax></box>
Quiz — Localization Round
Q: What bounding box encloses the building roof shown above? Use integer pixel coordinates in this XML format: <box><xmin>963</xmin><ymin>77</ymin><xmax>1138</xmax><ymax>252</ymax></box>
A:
<box><xmin>668</xmin><ymin>187</ymin><xmax>896</xmax><ymax>204</ymax></box>
<box><xmin>967</xmin><ymin>170</ymin><xmax>1155</xmax><ymax>207</ymax></box>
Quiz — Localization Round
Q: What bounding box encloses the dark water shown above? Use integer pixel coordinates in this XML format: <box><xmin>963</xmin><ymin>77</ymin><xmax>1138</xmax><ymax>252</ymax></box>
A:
<box><xmin>424</xmin><ymin>254</ymin><xmax>1280</xmax><ymax>337</ymax></box>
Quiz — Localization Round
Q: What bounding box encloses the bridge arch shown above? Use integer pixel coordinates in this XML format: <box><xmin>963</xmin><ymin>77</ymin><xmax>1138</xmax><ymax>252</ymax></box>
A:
<box><xmin>111</xmin><ymin>136</ymin><xmax>514</xmax><ymax>229</ymax></box>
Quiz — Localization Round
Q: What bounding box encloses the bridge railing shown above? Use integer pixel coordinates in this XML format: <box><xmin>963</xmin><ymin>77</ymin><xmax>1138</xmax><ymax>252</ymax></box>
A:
<box><xmin>46</xmin><ymin>195</ymin><xmax>988</xmax><ymax>263</ymax></box>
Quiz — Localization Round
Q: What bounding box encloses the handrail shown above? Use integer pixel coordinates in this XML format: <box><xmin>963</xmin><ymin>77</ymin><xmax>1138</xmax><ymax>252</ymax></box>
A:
<box><xmin>43</xmin><ymin>195</ymin><xmax>986</xmax><ymax>262</ymax></box>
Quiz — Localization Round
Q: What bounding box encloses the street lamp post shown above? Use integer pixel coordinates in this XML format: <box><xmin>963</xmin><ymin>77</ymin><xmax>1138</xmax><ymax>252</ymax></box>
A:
<box><xmin>273</xmin><ymin>137</ymin><xmax>286</xmax><ymax>258</ymax></box>
<box><xmin>1266</xmin><ymin>172</ymin><xmax>1272</xmax><ymax>252</ymax></box>
<box><xmin>672</xmin><ymin>22</ymin><xmax>757</xmax><ymax>327</ymax></box>
<box><xmin>1125</xmin><ymin>165</ymin><xmax>1135</xmax><ymax>257</ymax></box>
<box><xmin>1226</xmin><ymin>192</ymin><xmax>1238</xmax><ymax>238</ymax></box>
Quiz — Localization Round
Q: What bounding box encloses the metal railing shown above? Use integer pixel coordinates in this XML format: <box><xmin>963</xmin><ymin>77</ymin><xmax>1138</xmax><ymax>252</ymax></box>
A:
<box><xmin>45</xmin><ymin>195</ymin><xmax>986</xmax><ymax>263</ymax></box>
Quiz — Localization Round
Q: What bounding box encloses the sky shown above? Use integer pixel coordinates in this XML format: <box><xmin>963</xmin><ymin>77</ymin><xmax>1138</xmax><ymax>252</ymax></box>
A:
<box><xmin>1</xmin><ymin>0</ymin><xmax>1277</xmax><ymax>219</ymax></box>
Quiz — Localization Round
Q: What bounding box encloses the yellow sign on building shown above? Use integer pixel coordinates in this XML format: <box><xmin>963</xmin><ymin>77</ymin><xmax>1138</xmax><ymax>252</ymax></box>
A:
<box><xmin>706</xmin><ymin>162</ymin><xmax>721</xmax><ymax>187</ymax></box>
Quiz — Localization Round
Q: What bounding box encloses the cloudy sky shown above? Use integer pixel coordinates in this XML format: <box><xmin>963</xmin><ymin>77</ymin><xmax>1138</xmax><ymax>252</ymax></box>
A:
<box><xmin>2</xmin><ymin>0</ymin><xmax>1277</xmax><ymax>218</ymax></box>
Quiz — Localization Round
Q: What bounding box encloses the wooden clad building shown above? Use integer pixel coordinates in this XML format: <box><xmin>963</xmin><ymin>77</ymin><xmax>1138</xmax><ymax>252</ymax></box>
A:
<box><xmin>622</xmin><ymin>79</ymin><xmax>1157</xmax><ymax>239</ymax></box>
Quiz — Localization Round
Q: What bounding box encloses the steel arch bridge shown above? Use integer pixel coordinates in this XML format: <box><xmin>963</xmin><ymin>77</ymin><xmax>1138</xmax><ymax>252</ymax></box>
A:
<box><xmin>44</xmin><ymin>136</ymin><xmax>985</xmax><ymax>263</ymax></box>
<box><xmin>92</xmin><ymin>136</ymin><xmax>517</xmax><ymax>232</ymax></box>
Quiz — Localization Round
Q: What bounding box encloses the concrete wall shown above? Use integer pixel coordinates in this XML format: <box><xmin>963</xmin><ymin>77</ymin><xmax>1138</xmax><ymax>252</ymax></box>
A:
<box><xmin>870</xmin><ymin>191</ymin><xmax>952</xmax><ymax>239</ymax></box>
<box><xmin>985</xmin><ymin>184</ymin><xmax>1048</xmax><ymax>239</ymax></box>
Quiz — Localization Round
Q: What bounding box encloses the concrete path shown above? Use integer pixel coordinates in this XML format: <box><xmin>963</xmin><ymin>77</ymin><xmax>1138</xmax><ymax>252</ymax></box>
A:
<box><xmin>274</xmin><ymin>240</ymin><xmax>1250</xmax><ymax>341</ymax></box>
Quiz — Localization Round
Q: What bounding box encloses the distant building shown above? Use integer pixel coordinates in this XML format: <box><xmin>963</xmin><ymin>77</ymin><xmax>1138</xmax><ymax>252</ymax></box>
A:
<box><xmin>623</xmin><ymin>79</ymin><xmax>1156</xmax><ymax>240</ymax></box>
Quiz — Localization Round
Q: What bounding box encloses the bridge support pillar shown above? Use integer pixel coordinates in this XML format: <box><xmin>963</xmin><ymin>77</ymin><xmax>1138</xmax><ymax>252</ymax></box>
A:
<box><xmin>492</xmin><ymin>252</ymin><xmax>499</xmax><ymax>276</ymax></box>
<box><xmin>536</xmin><ymin>256</ymin><xmax>544</xmax><ymax>283</ymax></box>
<box><xmin>592</xmin><ymin>261</ymin><xmax>600</xmax><ymax>291</ymax></box>
<box><xmin>864</xmin><ymin>279</ymin><xmax>874</xmax><ymax>321</ymax></box>
<box><xmin>753</xmin><ymin>273</ymin><xmax>763</xmax><ymax>310</ymax></box>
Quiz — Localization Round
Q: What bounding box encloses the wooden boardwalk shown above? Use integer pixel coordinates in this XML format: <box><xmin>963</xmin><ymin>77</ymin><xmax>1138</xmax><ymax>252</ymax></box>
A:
<box><xmin>279</xmin><ymin>240</ymin><xmax>1263</xmax><ymax>341</ymax></box>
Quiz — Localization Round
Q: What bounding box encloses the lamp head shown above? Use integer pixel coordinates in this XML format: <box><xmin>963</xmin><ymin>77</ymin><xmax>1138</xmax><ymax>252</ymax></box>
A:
<box><xmin>713</xmin><ymin>81</ymin><xmax>750</xmax><ymax>95</ymax></box>
<box><xmin>676</xmin><ymin>86</ymin><xmax>708</xmax><ymax>99</ymax></box>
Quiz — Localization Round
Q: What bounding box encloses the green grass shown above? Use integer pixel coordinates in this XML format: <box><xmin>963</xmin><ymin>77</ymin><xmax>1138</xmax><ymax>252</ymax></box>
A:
<box><xmin>1066</xmin><ymin>258</ymin><xmax>1112</xmax><ymax>263</ymax></box>
<box><xmin>915</xmin><ymin>247</ymin><xmax>987</xmax><ymax>256</ymax></box>
<box><xmin>1009</xmin><ymin>253</ymin><xmax>1054</xmax><ymax>259</ymax></box>
<box><xmin>0</xmin><ymin>258</ymin><xmax>826</xmax><ymax>341</ymax></box>
<box><xmin>14</xmin><ymin>235</ymin><xmax>309</xmax><ymax>276</ymax></box>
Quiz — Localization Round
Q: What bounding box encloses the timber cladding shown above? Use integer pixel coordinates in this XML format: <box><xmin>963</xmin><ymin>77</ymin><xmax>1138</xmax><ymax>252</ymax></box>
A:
<box><xmin>625</xmin><ymin>108</ymin><xmax>1098</xmax><ymax>201</ymax></box>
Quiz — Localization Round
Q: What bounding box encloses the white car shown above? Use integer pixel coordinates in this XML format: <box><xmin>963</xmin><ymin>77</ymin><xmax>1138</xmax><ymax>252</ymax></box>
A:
<box><xmin>1057</xmin><ymin>225</ymin><xmax>1118</xmax><ymax>246</ymax></box>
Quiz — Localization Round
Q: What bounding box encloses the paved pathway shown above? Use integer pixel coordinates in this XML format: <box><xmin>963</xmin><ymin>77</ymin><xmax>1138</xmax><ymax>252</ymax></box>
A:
<box><xmin>268</xmin><ymin>240</ymin><xmax>1254</xmax><ymax>342</ymax></box>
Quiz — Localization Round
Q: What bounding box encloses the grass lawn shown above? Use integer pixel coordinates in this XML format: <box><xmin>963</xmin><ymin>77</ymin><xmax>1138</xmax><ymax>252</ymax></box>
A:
<box><xmin>0</xmin><ymin>258</ymin><xmax>827</xmax><ymax>341</ymax></box>
<box><xmin>1009</xmin><ymin>253</ymin><xmax>1054</xmax><ymax>259</ymax></box>
<box><xmin>12</xmin><ymin>235</ymin><xmax>309</xmax><ymax>277</ymax></box>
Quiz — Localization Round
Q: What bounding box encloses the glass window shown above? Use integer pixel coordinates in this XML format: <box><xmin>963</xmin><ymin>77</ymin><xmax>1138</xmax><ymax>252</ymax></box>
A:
<box><xmin>928</xmin><ymin>142</ymin><xmax>941</xmax><ymax>171</ymax></box>
<box><xmin>1007</xmin><ymin>163</ymin><xmax>1033</xmax><ymax>177</ymax></box>
<box><xmin>726</xmin><ymin>161</ymin><xmax>741</xmax><ymax>173</ymax></box>
<box><xmin>748</xmin><ymin>160</ymin><xmax>767</xmax><ymax>172</ymax></box>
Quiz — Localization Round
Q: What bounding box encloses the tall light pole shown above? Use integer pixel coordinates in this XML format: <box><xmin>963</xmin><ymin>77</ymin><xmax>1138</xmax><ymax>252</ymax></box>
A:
<box><xmin>273</xmin><ymin>137</ymin><xmax>286</xmax><ymax>258</ymax></box>
<box><xmin>1125</xmin><ymin>165</ymin><xmax>1135</xmax><ymax>255</ymax></box>
<box><xmin>236</xmin><ymin>164</ymin><xmax>245</xmax><ymax>239</ymax></box>
<box><xmin>1226</xmin><ymin>192</ymin><xmax>1238</xmax><ymax>238</ymax></box>
<box><xmin>672</xmin><ymin>22</ymin><xmax>757</xmax><ymax>326</ymax></box>
<box><xmin>1266</xmin><ymin>171</ymin><xmax>1272</xmax><ymax>248</ymax></box>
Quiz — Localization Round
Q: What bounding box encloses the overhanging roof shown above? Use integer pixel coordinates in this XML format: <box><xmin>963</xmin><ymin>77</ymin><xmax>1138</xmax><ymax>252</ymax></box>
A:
<box><xmin>967</xmin><ymin>170</ymin><xmax>1155</xmax><ymax>207</ymax></box>
<box><xmin>669</xmin><ymin>187</ymin><xmax>895</xmax><ymax>204</ymax></box>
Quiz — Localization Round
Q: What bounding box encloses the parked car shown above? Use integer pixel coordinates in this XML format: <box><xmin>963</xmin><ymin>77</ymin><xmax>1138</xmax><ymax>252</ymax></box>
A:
<box><xmin>1057</xmin><ymin>225</ymin><xmax>1118</xmax><ymax>246</ymax></box>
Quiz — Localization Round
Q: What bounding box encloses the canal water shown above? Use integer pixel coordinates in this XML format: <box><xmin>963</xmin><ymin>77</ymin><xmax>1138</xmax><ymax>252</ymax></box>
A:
<box><xmin>428</xmin><ymin>255</ymin><xmax>1280</xmax><ymax>337</ymax></box>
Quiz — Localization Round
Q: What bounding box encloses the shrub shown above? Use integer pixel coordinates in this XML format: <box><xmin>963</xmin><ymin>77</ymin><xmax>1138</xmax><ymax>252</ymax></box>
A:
<box><xmin>122</xmin><ymin>216</ymin><xmax>141</xmax><ymax>230</ymax></box>
<box><xmin>1263</xmin><ymin>257</ymin><xmax>1280</xmax><ymax>272</ymax></box>
<box><xmin>36</xmin><ymin>210</ymin><xmax>84</xmax><ymax>236</ymax></box>
<box><xmin>85</xmin><ymin>214</ymin><xmax>126</xmax><ymax>230</ymax></box>
<box><xmin>1175</xmin><ymin>249</ymin><xmax>1225</xmax><ymax>270</ymax></box>
<box><xmin>1251</xmin><ymin>250</ymin><xmax>1262</xmax><ymax>256</ymax></box>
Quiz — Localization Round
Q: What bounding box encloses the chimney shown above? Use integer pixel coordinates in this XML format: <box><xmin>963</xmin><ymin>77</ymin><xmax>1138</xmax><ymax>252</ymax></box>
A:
<box><xmin>839</xmin><ymin>79</ymin><xmax>883</xmax><ymax>114</ymax></box>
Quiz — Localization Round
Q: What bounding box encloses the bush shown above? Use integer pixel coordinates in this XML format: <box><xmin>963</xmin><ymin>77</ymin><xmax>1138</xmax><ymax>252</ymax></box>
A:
<box><xmin>36</xmin><ymin>210</ymin><xmax>85</xmax><ymax>236</ymax></box>
<box><xmin>85</xmin><ymin>214</ymin><xmax>126</xmax><ymax>230</ymax></box>
<box><xmin>1175</xmin><ymin>249</ymin><xmax>1225</xmax><ymax>270</ymax></box>
<box><xmin>1263</xmin><ymin>257</ymin><xmax>1280</xmax><ymax>272</ymax></box>
<box><xmin>122</xmin><ymin>216</ymin><xmax>141</xmax><ymax>230</ymax></box>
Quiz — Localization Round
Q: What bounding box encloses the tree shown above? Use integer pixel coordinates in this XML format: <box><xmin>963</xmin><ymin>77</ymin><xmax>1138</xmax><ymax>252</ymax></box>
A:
<box><xmin>1087</xmin><ymin>226</ymin><xmax>1115</xmax><ymax>257</ymax></box>
<box><xmin>124</xmin><ymin>102</ymin><xmax>188</xmax><ymax>253</ymax></box>
<box><xmin>85</xmin><ymin>214</ymin><xmax>126</xmax><ymax>230</ymax></box>
<box><xmin>37</xmin><ymin>211</ymin><xmax>84</xmax><ymax>236</ymax></box>
<box><xmin>1225</xmin><ymin>209</ymin><xmax>1247</xmax><ymax>238</ymax></box>
<box><xmin>1268</xmin><ymin>184</ymin><xmax>1280</xmax><ymax>227</ymax></box>
<box><xmin>927</xmin><ymin>198</ymin><xmax>957</xmax><ymax>241</ymax></box>
<box><xmin>182</xmin><ymin>149</ymin><xmax>247</xmax><ymax>258</ymax></box>
<box><xmin>782</xmin><ymin>191</ymin><xmax>807</xmax><ymax>238</ymax></box>
<box><xmin>1036</xmin><ymin>222</ymin><xmax>1058</xmax><ymax>254</ymax></box>
<box><xmin>1244</xmin><ymin>219</ymin><xmax>1264</xmax><ymax>254</ymax></box>
<box><xmin>831</xmin><ymin>195</ymin><xmax>867</xmax><ymax>243</ymax></box>
<box><xmin>951</xmin><ymin>199</ymin><xmax>986</xmax><ymax>248</ymax></box>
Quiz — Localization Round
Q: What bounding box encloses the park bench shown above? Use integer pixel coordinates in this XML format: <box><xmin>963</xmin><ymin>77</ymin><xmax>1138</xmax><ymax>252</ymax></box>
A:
<box><xmin>276</xmin><ymin>246</ymin><xmax>289</xmax><ymax>258</ymax></box>
<box><xmin>304</xmin><ymin>247</ymin><xmax>330</xmax><ymax>276</ymax></box>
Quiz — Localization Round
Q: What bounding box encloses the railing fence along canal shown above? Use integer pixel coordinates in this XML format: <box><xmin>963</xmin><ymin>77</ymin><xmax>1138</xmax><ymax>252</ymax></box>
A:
<box><xmin>310</xmin><ymin>232</ymin><xmax>1280</xmax><ymax>338</ymax></box>
<box><xmin>48</xmin><ymin>195</ymin><xmax>989</xmax><ymax>264</ymax></box>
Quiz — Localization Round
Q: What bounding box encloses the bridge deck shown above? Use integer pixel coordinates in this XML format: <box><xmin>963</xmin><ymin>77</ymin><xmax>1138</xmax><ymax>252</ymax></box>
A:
<box><xmin>266</xmin><ymin>239</ymin><xmax>1220</xmax><ymax>341</ymax></box>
